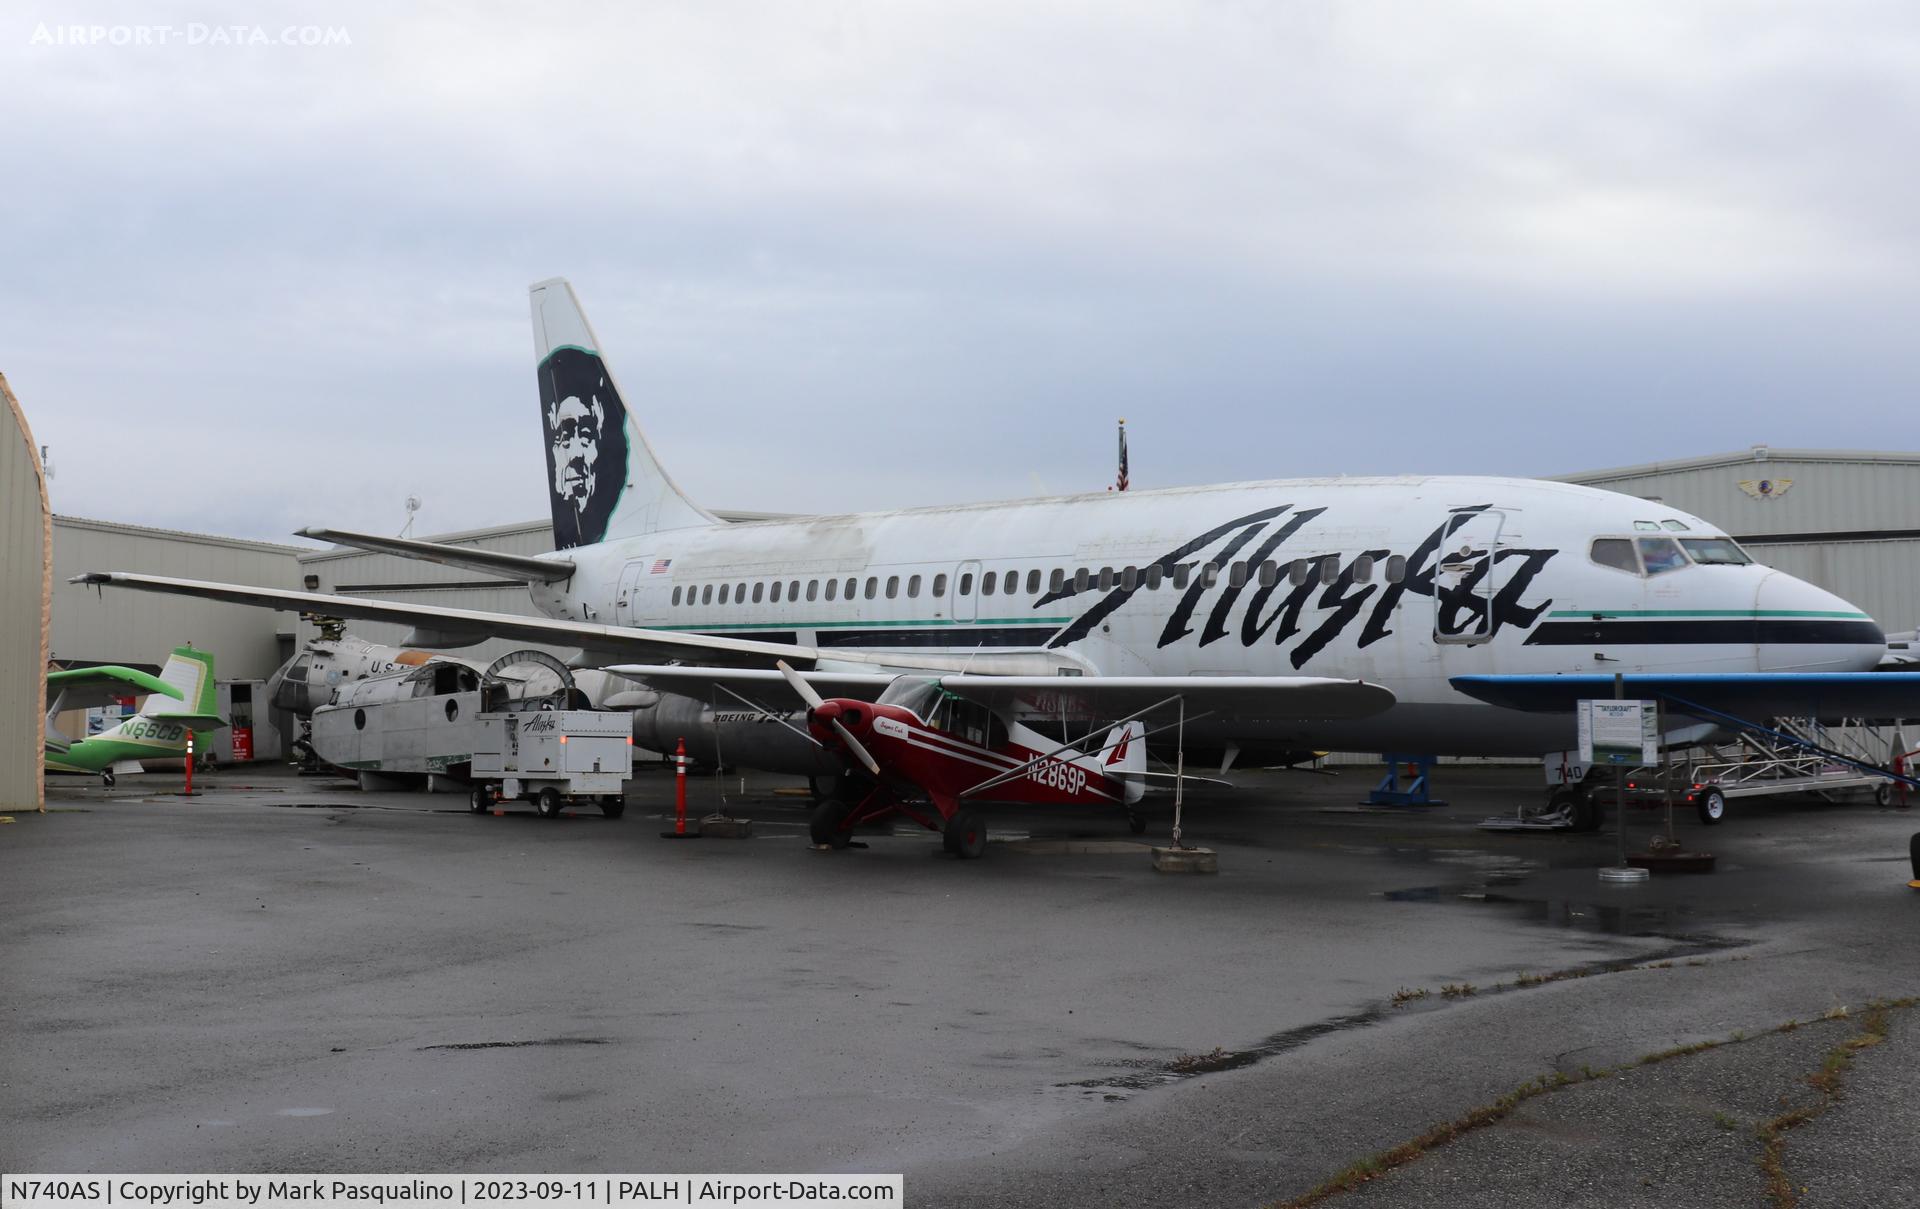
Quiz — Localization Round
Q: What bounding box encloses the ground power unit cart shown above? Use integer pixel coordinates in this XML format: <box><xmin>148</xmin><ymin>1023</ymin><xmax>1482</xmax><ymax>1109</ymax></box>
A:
<box><xmin>470</xmin><ymin>709</ymin><xmax>633</xmax><ymax>818</ymax></box>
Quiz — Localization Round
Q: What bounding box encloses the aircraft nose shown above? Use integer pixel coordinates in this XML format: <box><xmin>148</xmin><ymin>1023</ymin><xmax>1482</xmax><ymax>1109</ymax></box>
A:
<box><xmin>1755</xmin><ymin>570</ymin><xmax>1885</xmax><ymax>672</ymax></box>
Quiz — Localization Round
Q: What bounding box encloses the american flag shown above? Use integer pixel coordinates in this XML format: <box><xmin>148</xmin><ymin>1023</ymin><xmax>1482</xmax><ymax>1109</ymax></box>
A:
<box><xmin>650</xmin><ymin>558</ymin><xmax>672</xmax><ymax>574</ymax></box>
<box><xmin>1116</xmin><ymin>419</ymin><xmax>1129</xmax><ymax>492</ymax></box>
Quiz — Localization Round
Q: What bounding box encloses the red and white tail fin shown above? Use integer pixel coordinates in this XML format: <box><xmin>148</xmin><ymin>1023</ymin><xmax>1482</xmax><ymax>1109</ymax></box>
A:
<box><xmin>1102</xmin><ymin>720</ymin><xmax>1147</xmax><ymax>805</ymax></box>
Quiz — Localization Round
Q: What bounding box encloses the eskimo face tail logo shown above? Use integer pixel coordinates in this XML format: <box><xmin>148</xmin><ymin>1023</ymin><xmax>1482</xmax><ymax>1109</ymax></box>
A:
<box><xmin>538</xmin><ymin>346</ymin><xmax>631</xmax><ymax>548</ymax></box>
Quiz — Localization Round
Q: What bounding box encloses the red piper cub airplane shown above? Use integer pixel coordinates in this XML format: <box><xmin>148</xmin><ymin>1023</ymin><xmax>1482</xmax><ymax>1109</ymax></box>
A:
<box><xmin>619</xmin><ymin>659</ymin><xmax>1395</xmax><ymax>859</ymax></box>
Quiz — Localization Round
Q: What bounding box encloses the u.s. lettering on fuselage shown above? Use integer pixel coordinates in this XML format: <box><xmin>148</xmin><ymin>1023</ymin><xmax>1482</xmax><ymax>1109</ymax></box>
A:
<box><xmin>1039</xmin><ymin>504</ymin><xmax>1560</xmax><ymax>668</ymax></box>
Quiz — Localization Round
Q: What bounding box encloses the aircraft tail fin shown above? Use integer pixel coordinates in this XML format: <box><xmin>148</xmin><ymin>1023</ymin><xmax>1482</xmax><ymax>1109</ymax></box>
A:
<box><xmin>530</xmin><ymin>278</ymin><xmax>716</xmax><ymax>549</ymax></box>
<box><xmin>141</xmin><ymin>646</ymin><xmax>225</xmax><ymax>731</ymax></box>
<box><xmin>1103</xmin><ymin>720</ymin><xmax>1148</xmax><ymax>806</ymax></box>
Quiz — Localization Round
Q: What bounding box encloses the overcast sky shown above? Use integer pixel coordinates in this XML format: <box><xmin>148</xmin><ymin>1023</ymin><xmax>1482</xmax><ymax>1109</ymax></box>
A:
<box><xmin>6</xmin><ymin>2</ymin><xmax>1917</xmax><ymax>543</ymax></box>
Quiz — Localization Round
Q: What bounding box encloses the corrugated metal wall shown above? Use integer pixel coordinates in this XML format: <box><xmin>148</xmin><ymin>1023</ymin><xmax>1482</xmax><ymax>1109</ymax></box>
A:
<box><xmin>1564</xmin><ymin>449</ymin><xmax>1920</xmax><ymax>631</ymax></box>
<box><xmin>1</xmin><ymin>374</ymin><xmax>50</xmax><ymax>812</ymax></box>
<box><xmin>52</xmin><ymin>517</ymin><xmax>302</xmax><ymax>680</ymax></box>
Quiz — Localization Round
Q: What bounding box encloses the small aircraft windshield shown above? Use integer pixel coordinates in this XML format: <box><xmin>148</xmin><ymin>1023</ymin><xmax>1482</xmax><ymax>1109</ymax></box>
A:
<box><xmin>1679</xmin><ymin>537</ymin><xmax>1752</xmax><ymax>565</ymax></box>
<box><xmin>876</xmin><ymin>676</ymin><xmax>945</xmax><ymax>721</ymax></box>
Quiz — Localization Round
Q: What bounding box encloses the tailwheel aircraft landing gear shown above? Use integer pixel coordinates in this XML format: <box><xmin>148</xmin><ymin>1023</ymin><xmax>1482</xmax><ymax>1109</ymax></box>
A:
<box><xmin>943</xmin><ymin>809</ymin><xmax>986</xmax><ymax>859</ymax></box>
<box><xmin>1127</xmin><ymin>811</ymin><xmax>1147</xmax><ymax>836</ymax></box>
<box><xmin>101</xmin><ymin>770</ymin><xmax>115</xmax><ymax>788</ymax></box>
<box><xmin>810</xmin><ymin>797</ymin><xmax>854</xmax><ymax>849</ymax></box>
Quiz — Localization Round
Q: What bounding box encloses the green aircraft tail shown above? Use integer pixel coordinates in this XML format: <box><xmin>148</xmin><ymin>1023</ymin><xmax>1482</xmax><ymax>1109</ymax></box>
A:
<box><xmin>144</xmin><ymin>646</ymin><xmax>225</xmax><ymax>731</ymax></box>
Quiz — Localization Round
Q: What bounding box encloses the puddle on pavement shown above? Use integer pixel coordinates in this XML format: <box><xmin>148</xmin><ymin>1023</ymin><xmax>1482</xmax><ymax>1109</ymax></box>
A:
<box><xmin>419</xmin><ymin>1037</ymin><xmax>611</xmax><ymax>1051</ymax></box>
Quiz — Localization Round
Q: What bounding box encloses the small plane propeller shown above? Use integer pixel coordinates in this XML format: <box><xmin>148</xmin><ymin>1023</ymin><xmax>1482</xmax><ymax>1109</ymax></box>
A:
<box><xmin>776</xmin><ymin>660</ymin><xmax>882</xmax><ymax>777</ymax></box>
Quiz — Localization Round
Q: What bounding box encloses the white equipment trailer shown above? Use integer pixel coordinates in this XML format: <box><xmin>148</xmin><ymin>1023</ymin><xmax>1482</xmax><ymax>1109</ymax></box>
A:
<box><xmin>470</xmin><ymin>709</ymin><xmax>633</xmax><ymax>819</ymax></box>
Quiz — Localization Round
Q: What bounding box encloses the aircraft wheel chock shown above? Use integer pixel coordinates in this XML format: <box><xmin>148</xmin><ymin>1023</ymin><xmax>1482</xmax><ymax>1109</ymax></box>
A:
<box><xmin>809</xmin><ymin>798</ymin><xmax>853</xmax><ymax>849</ymax></box>
<box><xmin>945</xmin><ymin>809</ymin><xmax>987</xmax><ymax>860</ymax></box>
<box><xmin>1696</xmin><ymin>788</ymin><xmax>1727</xmax><ymax>826</ymax></box>
<box><xmin>536</xmin><ymin>787</ymin><xmax>565</xmax><ymax>819</ymax></box>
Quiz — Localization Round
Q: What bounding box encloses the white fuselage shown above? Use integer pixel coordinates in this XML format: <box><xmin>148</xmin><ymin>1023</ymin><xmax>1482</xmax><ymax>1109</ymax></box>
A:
<box><xmin>525</xmin><ymin>475</ymin><xmax>1884</xmax><ymax>757</ymax></box>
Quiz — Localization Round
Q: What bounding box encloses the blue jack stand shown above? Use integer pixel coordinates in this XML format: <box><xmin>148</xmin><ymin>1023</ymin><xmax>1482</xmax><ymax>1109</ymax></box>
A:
<box><xmin>1365</xmin><ymin>754</ymin><xmax>1447</xmax><ymax>807</ymax></box>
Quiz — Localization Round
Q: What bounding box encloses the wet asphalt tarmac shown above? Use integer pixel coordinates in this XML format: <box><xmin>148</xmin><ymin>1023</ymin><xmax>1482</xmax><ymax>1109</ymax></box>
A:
<box><xmin>3</xmin><ymin>762</ymin><xmax>1917</xmax><ymax>1206</ymax></box>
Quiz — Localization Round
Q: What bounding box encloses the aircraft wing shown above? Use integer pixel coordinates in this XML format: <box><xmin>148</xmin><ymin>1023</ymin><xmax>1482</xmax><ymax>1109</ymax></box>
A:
<box><xmin>1451</xmin><ymin>673</ymin><xmax>1920</xmax><ymax>720</ymax></box>
<box><xmin>297</xmin><ymin>527</ymin><xmax>576</xmax><ymax>583</ymax></box>
<box><xmin>73</xmin><ymin>572</ymin><xmax>835</xmax><ymax>668</ymax></box>
<box><xmin>47</xmin><ymin>665</ymin><xmax>183</xmax><ymax>715</ymax></box>
<box><xmin>936</xmin><ymin>675</ymin><xmax>1395</xmax><ymax>721</ymax></box>
<box><xmin>606</xmin><ymin>665</ymin><xmax>900</xmax><ymax>704</ymax></box>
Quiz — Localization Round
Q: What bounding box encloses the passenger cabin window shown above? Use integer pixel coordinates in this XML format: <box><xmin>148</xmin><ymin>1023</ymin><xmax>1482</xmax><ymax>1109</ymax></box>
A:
<box><xmin>1005</xmin><ymin>571</ymin><xmax>1019</xmax><ymax>596</ymax></box>
<box><xmin>807</xmin><ymin>580</ymin><xmax>819</xmax><ymax>601</ymax></box>
<box><xmin>865</xmin><ymin>577</ymin><xmax>878</xmax><ymax>600</ymax></box>
<box><xmin>1680</xmin><ymin>538</ymin><xmax>1751</xmax><ymax>565</ymax></box>
<box><xmin>753</xmin><ymin>582</ymin><xmax>765</xmax><ymax>604</ymax></box>
<box><xmin>825</xmin><ymin>579</ymin><xmax>838</xmax><ymax>601</ymax></box>
<box><xmin>1319</xmin><ymin>557</ymin><xmax>1339</xmax><ymax>585</ymax></box>
<box><xmin>1289</xmin><ymin>560</ymin><xmax>1308</xmax><ymax>586</ymax></box>
<box><xmin>1258</xmin><ymin>561</ymin><xmax>1277</xmax><ymax>587</ymax></box>
<box><xmin>983</xmin><ymin>571</ymin><xmax>997</xmax><ymax>595</ymax></box>
<box><xmin>789</xmin><ymin>579</ymin><xmax>800</xmax><ymax>599</ymax></box>
<box><xmin>1352</xmin><ymin>555</ymin><xmax>1374</xmax><ymax>583</ymax></box>
<box><xmin>1145</xmin><ymin>565</ymin><xmax>1163</xmax><ymax>590</ymax></box>
<box><xmin>1590</xmin><ymin>538</ymin><xmax>1639</xmax><ymax>574</ymax></box>
<box><xmin>1172</xmin><ymin>564</ymin><xmax>1190</xmax><ymax>589</ymax></box>
<box><xmin>1121</xmin><ymin>566</ymin><xmax>1139</xmax><ymax>590</ymax></box>
<box><xmin>1049</xmin><ymin>569</ymin><xmax>1065</xmax><ymax>593</ymax></box>
<box><xmin>719</xmin><ymin>584</ymin><xmax>731</xmax><ymax>604</ymax></box>
<box><xmin>1637</xmin><ymin>537</ymin><xmax>1688</xmax><ymax>576</ymax></box>
<box><xmin>1098</xmin><ymin>567</ymin><xmax>1114</xmax><ymax>591</ymax></box>
<box><xmin>769</xmin><ymin>581</ymin><xmax>782</xmax><ymax>603</ymax></box>
<box><xmin>1026</xmin><ymin>569</ymin><xmax>1041</xmax><ymax>593</ymax></box>
<box><xmin>844</xmin><ymin>578</ymin><xmax>856</xmax><ymax>600</ymax></box>
<box><xmin>736</xmin><ymin>582</ymin><xmax>747</xmax><ymax>601</ymax></box>
<box><xmin>1200</xmin><ymin>563</ymin><xmax>1218</xmax><ymax>588</ymax></box>
<box><xmin>907</xmin><ymin>574</ymin><xmax>921</xmax><ymax>598</ymax></box>
<box><xmin>959</xmin><ymin>573</ymin><xmax>973</xmax><ymax>595</ymax></box>
<box><xmin>701</xmin><ymin>585</ymin><xmax>713</xmax><ymax>604</ymax></box>
<box><xmin>671</xmin><ymin>587</ymin><xmax>682</xmax><ymax>605</ymax></box>
<box><xmin>933</xmin><ymin>573</ymin><xmax>947</xmax><ymax>597</ymax></box>
<box><xmin>885</xmin><ymin>575</ymin><xmax>899</xmax><ymax>599</ymax></box>
<box><xmin>1074</xmin><ymin>568</ymin><xmax>1090</xmax><ymax>592</ymax></box>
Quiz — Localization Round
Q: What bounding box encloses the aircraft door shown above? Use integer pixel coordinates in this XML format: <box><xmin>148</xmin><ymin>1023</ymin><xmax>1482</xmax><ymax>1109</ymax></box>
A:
<box><xmin>615</xmin><ymin>561</ymin><xmax>648</xmax><ymax>626</ymax></box>
<box><xmin>1432</xmin><ymin>509</ymin><xmax>1508</xmax><ymax>645</ymax></box>
<box><xmin>953</xmin><ymin>560</ymin><xmax>982</xmax><ymax>622</ymax></box>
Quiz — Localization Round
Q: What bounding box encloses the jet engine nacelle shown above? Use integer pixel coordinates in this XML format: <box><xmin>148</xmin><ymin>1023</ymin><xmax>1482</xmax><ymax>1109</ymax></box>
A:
<box><xmin>629</xmin><ymin>691</ymin><xmax>846</xmax><ymax>775</ymax></box>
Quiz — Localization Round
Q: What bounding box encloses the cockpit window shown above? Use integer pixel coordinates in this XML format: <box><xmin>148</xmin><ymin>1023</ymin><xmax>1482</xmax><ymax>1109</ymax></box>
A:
<box><xmin>1679</xmin><ymin>537</ymin><xmax>1751</xmax><ymax>566</ymax></box>
<box><xmin>1661</xmin><ymin>519</ymin><xmax>1690</xmax><ymax>531</ymax></box>
<box><xmin>1633</xmin><ymin>520</ymin><xmax>1661</xmax><ymax>532</ymax></box>
<box><xmin>1590</xmin><ymin>538</ymin><xmax>1639</xmax><ymax>574</ymax></box>
<box><xmin>1637</xmin><ymin>537</ymin><xmax>1688</xmax><ymax>575</ymax></box>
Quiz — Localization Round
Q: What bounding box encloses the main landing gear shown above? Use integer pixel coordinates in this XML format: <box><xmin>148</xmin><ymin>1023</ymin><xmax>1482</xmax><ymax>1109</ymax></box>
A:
<box><xmin>807</xmin><ymin>776</ymin><xmax>990</xmax><ymax>859</ymax></box>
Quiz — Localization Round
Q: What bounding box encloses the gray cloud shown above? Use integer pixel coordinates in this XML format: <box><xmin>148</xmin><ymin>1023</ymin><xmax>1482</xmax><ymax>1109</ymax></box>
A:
<box><xmin>6</xmin><ymin>1</ymin><xmax>1918</xmax><ymax>540</ymax></box>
